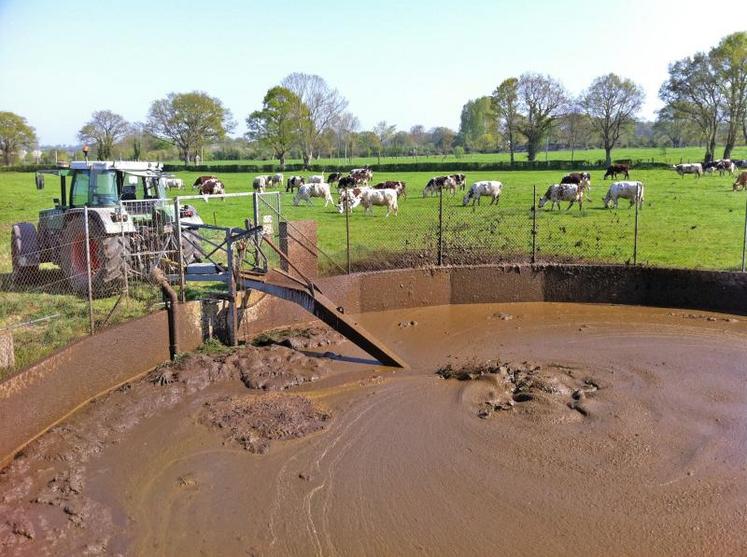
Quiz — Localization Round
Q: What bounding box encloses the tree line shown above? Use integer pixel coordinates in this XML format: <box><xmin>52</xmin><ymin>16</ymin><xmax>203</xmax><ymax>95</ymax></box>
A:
<box><xmin>1</xmin><ymin>32</ymin><xmax>744</xmax><ymax>167</ymax></box>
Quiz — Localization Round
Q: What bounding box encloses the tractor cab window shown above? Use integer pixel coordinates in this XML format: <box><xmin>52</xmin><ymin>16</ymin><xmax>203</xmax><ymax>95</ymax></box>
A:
<box><xmin>91</xmin><ymin>171</ymin><xmax>118</xmax><ymax>206</ymax></box>
<box><xmin>70</xmin><ymin>170</ymin><xmax>90</xmax><ymax>207</ymax></box>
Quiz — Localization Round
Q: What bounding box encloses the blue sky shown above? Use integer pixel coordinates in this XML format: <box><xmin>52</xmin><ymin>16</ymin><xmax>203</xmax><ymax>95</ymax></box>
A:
<box><xmin>1</xmin><ymin>0</ymin><xmax>745</xmax><ymax>145</ymax></box>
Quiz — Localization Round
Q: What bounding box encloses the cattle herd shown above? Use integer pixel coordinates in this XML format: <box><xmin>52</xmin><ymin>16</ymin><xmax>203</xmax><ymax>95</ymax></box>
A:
<box><xmin>166</xmin><ymin>160</ymin><xmax>747</xmax><ymax>217</ymax></box>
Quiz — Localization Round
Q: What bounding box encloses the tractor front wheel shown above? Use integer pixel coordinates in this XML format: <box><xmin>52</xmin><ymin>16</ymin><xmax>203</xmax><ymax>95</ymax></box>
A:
<box><xmin>61</xmin><ymin>217</ymin><xmax>126</xmax><ymax>296</ymax></box>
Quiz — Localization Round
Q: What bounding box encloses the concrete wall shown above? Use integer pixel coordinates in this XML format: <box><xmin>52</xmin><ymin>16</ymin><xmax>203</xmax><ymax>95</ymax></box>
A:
<box><xmin>0</xmin><ymin>303</ymin><xmax>202</xmax><ymax>466</ymax></box>
<box><xmin>1</xmin><ymin>264</ymin><xmax>746</xmax><ymax>465</ymax></box>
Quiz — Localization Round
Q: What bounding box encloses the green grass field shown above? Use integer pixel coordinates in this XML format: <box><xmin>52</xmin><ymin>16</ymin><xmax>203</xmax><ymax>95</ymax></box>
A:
<box><xmin>1</xmin><ymin>165</ymin><xmax>746</xmax><ymax>372</ymax></box>
<box><xmin>164</xmin><ymin>145</ymin><xmax>747</xmax><ymax>168</ymax></box>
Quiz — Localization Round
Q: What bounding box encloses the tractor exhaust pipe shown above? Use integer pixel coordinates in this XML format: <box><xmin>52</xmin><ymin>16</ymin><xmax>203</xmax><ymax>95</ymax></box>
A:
<box><xmin>150</xmin><ymin>267</ymin><xmax>178</xmax><ymax>361</ymax></box>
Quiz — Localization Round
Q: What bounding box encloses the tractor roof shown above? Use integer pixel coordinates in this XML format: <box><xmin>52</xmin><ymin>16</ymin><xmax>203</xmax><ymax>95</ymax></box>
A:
<box><xmin>65</xmin><ymin>161</ymin><xmax>164</xmax><ymax>171</ymax></box>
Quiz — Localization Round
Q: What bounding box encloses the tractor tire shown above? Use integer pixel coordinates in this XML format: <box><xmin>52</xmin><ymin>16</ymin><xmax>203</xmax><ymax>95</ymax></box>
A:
<box><xmin>11</xmin><ymin>222</ymin><xmax>40</xmax><ymax>284</ymax></box>
<box><xmin>60</xmin><ymin>217</ymin><xmax>126</xmax><ymax>296</ymax></box>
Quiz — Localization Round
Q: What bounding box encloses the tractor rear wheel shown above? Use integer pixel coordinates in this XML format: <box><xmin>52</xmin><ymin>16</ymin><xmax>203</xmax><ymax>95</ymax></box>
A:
<box><xmin>61</xmin><ymin>217</ymin><xmax>126</xmax><ymax>296</ymax></box>
<box><xmin>11</xmin><ymin>222</ymin><xmax>40</xmax><ymax>284</ymax></box>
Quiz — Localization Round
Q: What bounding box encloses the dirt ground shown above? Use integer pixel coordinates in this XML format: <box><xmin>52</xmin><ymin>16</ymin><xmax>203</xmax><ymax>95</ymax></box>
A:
<box><xmin>1</xmin><ymin>304</ymin><xmax>747</xmax><ymax>556</ymax></box>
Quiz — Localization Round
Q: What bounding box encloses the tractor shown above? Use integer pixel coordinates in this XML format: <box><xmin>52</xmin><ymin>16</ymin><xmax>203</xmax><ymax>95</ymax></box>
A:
<box><xmin>11</xmin><ymin>161</ymin><xmax>202</xmax><ymax>294</ymax></box>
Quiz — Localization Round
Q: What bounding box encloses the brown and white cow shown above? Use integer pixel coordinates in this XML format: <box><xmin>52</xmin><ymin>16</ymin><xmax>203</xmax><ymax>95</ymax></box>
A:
<box><xmin>192</xmin><ymin>175</ymin><xmax>219</xmax><ymax>189</ymax></box>
<box><xmin>350</xmin><ymin>167</ymin><xmax>374</xmax><ymax>185</ymax></box>
<box><xmin>338</xmin><ymin>186</ymin><xmax>398</xmax><ymax>217</ymax></box>
<box><xmin>539</xmin><ymin>183</ymin><xmax>589</xmax><ymax>211</ymax></box>
<box><xmin>733</xmin><ymin>171</ymin><xmax>747</xmax><ymax>191</ymax></box>
<box><xmin>423</xmin><ymin>175</ymin><xmax>456</xmax><ymax>197</ymax></box>
<box><xmin>603</xmin><ymin>164</ymin><xmax>629</xmax><ymax>180</ymax></box>
<box><xmin>286</xmin><ymin>175</ymin><xmax>305</xmax><ymax>192</ymax></box>
<box><xmin>196</xmin><ymin>177</ymin><xmax>225</xmax><ymax>199</ymax></box>
<box><xmin>373</xmin><ymin>181</ymin><xmax>406</xmax><ymax>199</ymax></box>
<box><xmin>450</xmin><ymin>174</ymin><xmax>467</xmax><ymax>191</ymax></box>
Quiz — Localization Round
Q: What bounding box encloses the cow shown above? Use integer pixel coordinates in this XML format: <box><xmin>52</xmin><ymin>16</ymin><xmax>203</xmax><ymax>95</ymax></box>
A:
<box><xmin>162</xmin><ymin>177</ymin><xmax>184</xmax><ymax>190</ymax></box>
<box><xmin>561</xmin><ymin>172</ymin><xmax>591</xmax><ymax>185</ymax></box>
<box><xmin>603</xmin><ymin>164</ymin><xmax>630</xmax><ymax>180</ymax></box>
<box><xmin>733</xmin><ymin>160</ymin><xmax>747</xmax><ymax>169</ymax></box>
<box><xmin>704</xmin><ymin>165</ymin><xmax>718</xmax><ymax>176</ymax></box>
<box><xmin>270</xmin><ymin>173</ymin><xmax>284</xmax><ymax>187</ymax></box>
<box><xmin>462</xmin><ymin>181</ymin><xmax>502</xmax><ymax>207</ymax></box>
<box><xmin>423</xmin><ymin>175</ymin><xmax>456</xmax><ymax>197</ymax></box>
<box><xmin>196</xmin><ymin>177</ymin><xmax>225</xmax><ymax>199</ymax></box>
<box><xmin>733</xmin><ymin>171</ymin><xmax>747</xmax><ymax>191</ymax></box>
<box><xmin>716</xmin><ymin>159</ymin><xmax>736</xmax><ymax>176</ymax></box>
<box><xmin>538</xmin><ymin>183</ymin><xmax>588</xmax><ymax>211</ymax></box>
<box><xmin>450</xmin><ymin>174</ymin><xmax>467</xmax><ymax>191</ymax></box>
<box><xmin>293</xmin><ymin>182</ymin><xmax>334</xmax><ymax>207</ymax></box>
<box><xmin>308</xmin><ymin>174</ymin><xmax>325</xmax><ymax>184</ymax></box>
<box><xmin>673</xmin><ymin>163</ymin><xmax>703</xmax><ymax>178</ymax></box>
<box><xmin>327</xmin><ymin>172</ymin><xmax>343</xmax><ymax>185</ymax></box>
<box><xmin>603</xmin><ymin>181</ymin><xmax>645</xmax><ymax>209</ymax></box>
<box><xmin>350</xmin><ymin>167</ymin><xmax>374</xmax><ymax>185</ymax></box>
<box><xmin>253</xmin><ymin>175</ymin><xmax>271</xmax><ymax>193</ymax></box>
<box><xmin>192</xmin><ymin>175</ymin><xmax>219</xmax><ymax>189</ymax></box>
<box><xmin>286</xmin><ymin>175</ymin><xmax>305</xmax><ymax>192</ymax></box>
<box><xmin>338</xmin><ymin>187</ymin><xmax>398</xmax><ymax>217</ymax></box>
<box><xmin>373</xmin><ymin>181</ymin><xmax>406</xmax><ymax>199</ymax></box>
<box><xmin>337</xmin><ymin>175</ymin><xmax>357</xmax><ymax>190</ymax></box>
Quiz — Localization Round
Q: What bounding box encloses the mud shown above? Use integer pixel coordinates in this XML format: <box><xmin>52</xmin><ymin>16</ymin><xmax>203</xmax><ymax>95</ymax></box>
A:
<box><xmin>2</xmin><ymin>302</ymin><xmax>747</xmax><ymax>556</ymax></box>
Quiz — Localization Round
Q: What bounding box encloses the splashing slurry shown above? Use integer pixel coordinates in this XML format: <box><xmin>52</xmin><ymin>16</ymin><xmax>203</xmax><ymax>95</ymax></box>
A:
<box><xmin>2</xmin><ymin>303</ymin><xmax>747</xmax><ymax>556</ymax></box>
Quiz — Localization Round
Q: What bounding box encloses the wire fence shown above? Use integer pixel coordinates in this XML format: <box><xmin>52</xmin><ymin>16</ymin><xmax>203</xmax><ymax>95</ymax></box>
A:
<box><xmin>0</xmin><ymin>192</ymin><xmax>281</xmax><ymax>375</ymax></box>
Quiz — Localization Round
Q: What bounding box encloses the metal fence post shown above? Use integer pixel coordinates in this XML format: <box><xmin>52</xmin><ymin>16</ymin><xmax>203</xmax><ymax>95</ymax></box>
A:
<box><xmin>532</xmin><ymin>185</ymin><xmax>537</xmax><ymax>264</ymax></box>
<box><xmin>344</xmin><ymin>188</ymin><xmax>351</xmax><ymax>274</ymax></box>
<box><xmin>174</xmin><ymin>197</ymin><xmax>186</xmax><ymax>302</ymax></box>
<box><xmin>252</xmin><ymin>193</ymin><xmax>261</xmax><ymax>263</ymax></box>
<box><xmin>438</xmin><ymin>184</ymin><xmax>444</xmax><ymax>266</ymax></box>
<box><xmin>742</xmin><ymin>196</ymin><xmax>747</xmax><ymax>272</ymax></box>
<box><xmin>633</xmin><ymin>192</ymin><xmax>640</xmax><ymax>265</ymax></box>
<box><xmin>83</xmin><ymin>207</ymin><xmax>95</xmax><ymax>334</ymax></box>
<box><xmin>120</xmin><ymin>200</ymin><xmax>129</xmax><ymax>299</ymax></box>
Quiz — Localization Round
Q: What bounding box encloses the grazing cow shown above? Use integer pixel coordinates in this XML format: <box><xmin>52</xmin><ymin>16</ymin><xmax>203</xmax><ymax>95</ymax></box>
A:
<box><xmin>561</xmin><ymin>172</ymin><xmax>591</xmax><ymax>185</ymax></box>
<box><xmin>603</xmin><ymin>164</ymin><xmax>630</xmax><ymax>180</ymax></box>
<box><xmin>308</xmin><ymin>174</ymin><xmax>325</xmax><ymax>184</ymax></box>
<box><xmin>293</xmin><ymin>182</ymin><xmax>334</xmax><ymax>207</ymax></box>
<box><xmin>450</xmin><ymin>174</ymin><xmax>467</xmax><ymax>191</ymax></box>
<box><xmin>733</xmin><ymin>171</ymin><xmax>747</xmax><ymax>191</ymax></box>
<box><xmin>286</xmin><ymin>175</ymin><xmax>305</xmax><ymax>192</ymax></box>
<box><xmin>704</xmin><ymin>165</ymin><xmax>718</xmax><ymax>176</ymax></box>
<box><xmin>270</xmin><ymin>173</ymin><xmax>284</xmax><ymax>187</ymax></box>
<box><xmin>373</xmin><ymin>181</ymin><xmax>406</xmax><ymax>199</ymax></box>
<box><xmin>538</xmin><ymin>183</ymin><xmax>588</xmax><ymax>211</ymax></box>
<box><xmin>327</xmin><ymin>172</ymin><xmax>343</xmax><ymax>184</ymax></box>
<box><xmin>350</xmin><ymin>167</ymin><xmax>374</xmax><ymax>185</ymax></box>
<box><xmin>253</xmin><ymin>175</ymin><xmax>271</xmax><ymax>193</ymax></box>
<box><xmin>716</xmin><ymin>159</ymin><xmax>736</xmax><ymax>176</ymax></box>
<box><xmin>196</xmin><ymin>177</ymin><xmax>225</xmax><ymax>199</ymax></box>
<box><xmin>162</xmin><ymin>177</ymin><xmax>184</xmax><ymax>190</ymax></box>
<box><xmin>423</xmin><ymin>175</ymin><xmax>457</xmax><ymax>197</ymax></box>
<box><xmin>462</xmin><ymin>181</ymin><xmax>502</xmax><ymax>207</ymax></box>
<box><xmin>733</xmin><ymin>160</ymin><xmax>747</xmax><ymax>169</ymax></box>
<box><xmin>192</xmin><ymin>175</ymin><xmax>219</xmax><ymax>189</ymax></box>
<box><xmin>673</xmin><ymin>163</ymin><xmax>703</xmax><ymax>178</ymax></box>
<box><xmin>337</xmin><ymin>175</ymin><xmax>357</xmax><ymax>190</ymax></box>
<box><xmin>603</xmin><ymin>181</ymin><xmax>645</xmax><ymax>209</ymax></box>
<box><xmin>338</xmin><ymin>187</ymin><xmax>398</xmax><ymax>217</ymax></box>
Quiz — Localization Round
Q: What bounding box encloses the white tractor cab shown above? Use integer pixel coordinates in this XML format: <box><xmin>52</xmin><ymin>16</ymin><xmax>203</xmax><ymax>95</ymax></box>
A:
<box><xmin>12</xmin><ymin>161</ymin><xmax>202</xmax><ymax>294</ymax></box>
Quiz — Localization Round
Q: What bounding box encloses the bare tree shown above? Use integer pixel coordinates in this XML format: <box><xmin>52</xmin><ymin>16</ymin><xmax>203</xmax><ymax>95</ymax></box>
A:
<box><xmin>77</xmin><ymin>110</ymin><xmax>129</xmax><ymax>160</ymax></box>
<box><xmin>558</xmin><ymin>102</ymin><xmax>591</xmax><ymax>162</ymax></box>
<box><xmin>659</xmin><ymin>53</ymin><xmax>723</xmax><ymax>163</ymax></box>
<box><xmin>331</xmin><ymin>111</ymin><xmax>359</xmax><ymax>161</ymax></box>
<box><xmin>580</xmin><ymin>74</ymin><xmax>644</xmax><ymax>165</ymax></box>
<box><xmin>281</xmin><ymin>73</ymin><xmax>348</xmax><ymax>168</ymax></box>
<box><xmin>516</xmin><ymin>73</ymin><xmax>568</xmax><ymax>161</ymax></box>
<box><xmin>372</xmin><ymin>121</ymin><xmax>396</xmax><ymax>163</ymax></box>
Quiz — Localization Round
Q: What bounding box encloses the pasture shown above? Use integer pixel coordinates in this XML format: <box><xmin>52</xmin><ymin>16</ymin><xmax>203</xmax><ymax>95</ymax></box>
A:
<box><xmin>1</xmin><ymin>167</ymin><xmax>745</xmax><ymax>371</ymax></box>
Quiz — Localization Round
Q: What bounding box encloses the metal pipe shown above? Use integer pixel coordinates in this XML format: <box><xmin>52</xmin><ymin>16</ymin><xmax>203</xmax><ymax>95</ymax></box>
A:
<box><xmin>742</xmin><ymin>196</ymin><xmax>747</xmax><ymax>272</ymax></box>
<box><xmin>438</xmin><ymin>184</ymin><xmax>444</xmax><ymax>266</ymax></box>
<box><xmin>532</xmin><ymin>185</ymin><xmax>537</xmax><ymax>264</ymax></box>
<box><xmin>634</xmin><ymin>188</ymin><xmax>640</xmax><ymax>265</ymax></box>
<box><xmin>150</xmin><ymin>267</ymin><xmax>178</xmax><ymax>360</ymax></box>
<box><xmin>83</xmin><ymin>207</ymin><xmax>95</xmax><ymax>334</ymax></box>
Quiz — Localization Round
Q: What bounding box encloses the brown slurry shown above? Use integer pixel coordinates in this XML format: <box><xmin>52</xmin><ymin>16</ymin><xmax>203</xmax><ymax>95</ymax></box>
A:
<box><xmin>1</xmin><ymin>302</ymin><xmax>747</xmax><ymax>556</ymax></box>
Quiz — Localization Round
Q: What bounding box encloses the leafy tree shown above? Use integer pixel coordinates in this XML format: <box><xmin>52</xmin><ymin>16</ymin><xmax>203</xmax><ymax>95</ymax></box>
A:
<box><xmin>246</xmin><ymin>86</ymin><xmax>305</xmax><ymax>169</ymax></box>
<box><xmin>491</xmin><ymin>78</ymin><xmax>521</xmax><ymax>162</ymax></box>
<box><xmin>580</xmin><ymin>74</ymin><xmax>644</xmax><ymax>164</ymax></box>
<box><xmin>146</xmin><ymin>91</ymin><xmax>234</xmax><ymax>165</ymax></box>
<box><xmin>659</xmin><ymin>53</ymin><xmax>723</xmax><ymax>163</ymax></box>
<box><xmin>355</xmin><ymin>131</ymin><xmax>379</xmax><ymax>158</ymax></box>
<box><xmin>0</xmin><ymin>111</ymin><xmax>37</xmax><ymax>166</ymax></box>
<box><xmin>429</xmin><ymin>127</ymin><xmax>457</xmax><ymax>155</ymax></box>
<box><xmin>515</xmin><ymin>73</ymin><xmax>568</xmax><ymax>161</ymax></box>
<box><xmin>281</xmin><ymin>73</ymin><xmax>348</xmax><ymax>168</ymax></box>
<box><xmin>77</xmin><ymin>110</ymin><xmax>129</xmax><ymax>160</ymax></box>
<box><xmin>458</xmin><ymin>97</ymin><xmax>499</xmax><ymax>152</ymax></box>
<box><xmin>710</xmin><ymin>32</ymin><xmax>747</xmax><ymax>159</ymax></box>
